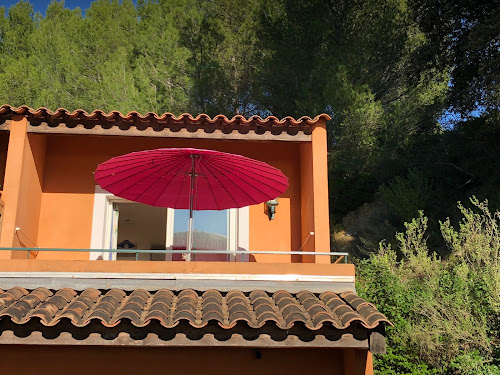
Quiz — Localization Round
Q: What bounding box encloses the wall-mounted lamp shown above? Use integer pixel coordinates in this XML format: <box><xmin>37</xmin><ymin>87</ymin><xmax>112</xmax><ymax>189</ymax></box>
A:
<box><xmin>266</xmin><ymin>198</ymin><xmax>279</xmax><ymax>220</ymax></box>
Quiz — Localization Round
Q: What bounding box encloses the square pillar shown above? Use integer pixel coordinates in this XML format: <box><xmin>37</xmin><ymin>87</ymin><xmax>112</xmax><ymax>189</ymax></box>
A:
<box><xmin>0</xmin><ymin>117</ymin><xmax>47</xmax><ymax>259</ymax></box>
<box><xmin>300</xmin><ymin>118</ymin><xmax>330</xmax><ymax>263</ymax></box>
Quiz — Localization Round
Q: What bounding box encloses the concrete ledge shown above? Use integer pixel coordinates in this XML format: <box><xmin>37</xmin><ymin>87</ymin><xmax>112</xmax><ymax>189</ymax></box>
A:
<box><xmin>0</xmin><ymin>274</ymin><xmax>355</xmax><ymax>293</ymax></box>
<box><xmin>0</xmin><ymin>260</ymin><xmax>356</xmax><ymax>292</ymax></box>
<box><xmin>0</xmin><ymin>259</ymin><xmax>354</xmax><ymax>276</ymax></box>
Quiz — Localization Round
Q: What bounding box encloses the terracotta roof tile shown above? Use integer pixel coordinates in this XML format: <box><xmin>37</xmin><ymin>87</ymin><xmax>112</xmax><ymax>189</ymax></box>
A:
<box><xmin>0</xmin><ymin>104</ymin><xmax>331</xmax><ymax>129</ymax></box>
<box><xmin>0</xmin><ymin>287</ymin><xmax>390</xmax><ymax>331</ymax></box>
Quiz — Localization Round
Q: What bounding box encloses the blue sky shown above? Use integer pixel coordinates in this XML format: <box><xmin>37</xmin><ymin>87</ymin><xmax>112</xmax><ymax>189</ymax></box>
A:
<box><xmin>1</xmin><ymin>0</ymin><xmax>96</xmax><ymax>15</ymax></box>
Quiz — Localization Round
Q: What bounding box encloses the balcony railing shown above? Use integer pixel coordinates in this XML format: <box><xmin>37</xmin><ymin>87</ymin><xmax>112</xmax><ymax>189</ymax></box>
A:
<box><xmin>1</xmin><ymin>247</ymin><xmax>349</xmax><ymax>264</ymax></box>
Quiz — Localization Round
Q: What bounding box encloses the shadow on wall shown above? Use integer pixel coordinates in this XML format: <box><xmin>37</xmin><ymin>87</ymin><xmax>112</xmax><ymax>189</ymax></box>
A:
<box><xmin>41</xmin><ymin>135</ymin><xmax>301</xmax><ymax>195</ymax></box>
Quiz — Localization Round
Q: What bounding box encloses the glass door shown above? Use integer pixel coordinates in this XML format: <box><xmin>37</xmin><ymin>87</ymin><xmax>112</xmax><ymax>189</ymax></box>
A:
<box><xmin>171</xmin><ymin>209</ymin><xmax>230</xmax><ymax>261</ymax></box>
<box><xmin>106</xmin><ymin>198</ymin><xmax>238</xmax><ymax>262</ymax></box>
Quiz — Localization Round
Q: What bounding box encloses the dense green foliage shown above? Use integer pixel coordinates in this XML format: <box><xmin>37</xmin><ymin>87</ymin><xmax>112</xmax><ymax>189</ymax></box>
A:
<box><xmin>357</xmin><ymin>198</ymin><xmax>500</xmax><ymax>374</ymax></box>
<box><xmin>0</xmin><ymin>0</ymin><xmax>498</xmax><ymax>372</ymax></box>
<box><xmin>408</xmin><ymin>0</ymin><xmax>499</xmax><ymax>115</ymax></box>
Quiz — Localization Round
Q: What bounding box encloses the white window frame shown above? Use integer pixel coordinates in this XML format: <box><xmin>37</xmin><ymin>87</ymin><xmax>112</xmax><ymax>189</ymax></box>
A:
<box><xmin>90</xmin><ymin>186</ymin><xmax>249</xmax><ymax>261</ymax></box>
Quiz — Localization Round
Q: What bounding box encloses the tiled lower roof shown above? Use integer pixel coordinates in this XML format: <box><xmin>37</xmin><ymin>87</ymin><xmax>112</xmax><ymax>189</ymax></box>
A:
<box><xmin>0</xmin><ymin>287</ymin><xmax>389</xmax><ymax>331</ymax></box>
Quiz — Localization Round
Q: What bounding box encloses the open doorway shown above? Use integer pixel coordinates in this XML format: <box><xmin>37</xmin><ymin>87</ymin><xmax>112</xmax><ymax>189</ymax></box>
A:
<box><xmin>91</xmin><ymin>187</ymin><xmax>249</xmax><ymax>262</ymax></box>
<box><xmin>114</xmin><ymin>202</ymin><xmax>167</xmax><ymax>261</ymax></box>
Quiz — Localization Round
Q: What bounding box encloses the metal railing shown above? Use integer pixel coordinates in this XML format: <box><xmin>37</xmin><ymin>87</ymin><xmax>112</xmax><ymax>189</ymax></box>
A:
<box><xmin>0</xmin><ymin>247</ymin><xmax>349</xmax><ymax>264</ymax></box>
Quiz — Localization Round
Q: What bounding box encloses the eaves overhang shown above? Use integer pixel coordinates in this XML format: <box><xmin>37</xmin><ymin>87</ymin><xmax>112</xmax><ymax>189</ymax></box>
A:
<box><xmin>0</xmin><ymin>286</ymin><xmax>390</xmax><ymax>353</ymax></box>
<box><xmin>0</xmin><ymin>105</ymin><xmax>331</xmax><ymax>142</ymax></box>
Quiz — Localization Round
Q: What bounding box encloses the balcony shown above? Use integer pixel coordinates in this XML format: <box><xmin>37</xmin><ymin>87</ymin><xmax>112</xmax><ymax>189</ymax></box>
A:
<box><xmin>16</xmin><ymin>247</ymin><xmax>348</xmax><ymax>262</ymax></box>
<box><xmin>0</xmin><ymin>247</ymin><xmax>354</xmax><ymax>293</ymax></box>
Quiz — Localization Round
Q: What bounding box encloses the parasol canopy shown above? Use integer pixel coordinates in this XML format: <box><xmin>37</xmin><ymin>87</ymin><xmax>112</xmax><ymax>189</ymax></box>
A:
<box><xmin>94</xmin><ymin>148</ymin><xmax>288</xmax><ymax>254</ymax></box>
<box><xmin>94</xmin><ymin>148</ymin><xmax>288</xmax><ymax>210</ymax></box>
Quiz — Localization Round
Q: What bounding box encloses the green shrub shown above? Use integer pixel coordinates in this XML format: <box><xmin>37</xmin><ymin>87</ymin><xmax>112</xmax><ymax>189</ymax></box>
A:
<box><xmin>379</xmin><ymin>169</ymin><xmax>432</xmax><ymax>223</ymax></box>
<box><xmin>357</xmin><ymin>198</ymin><xmax>500</xmax><ymax>374</ymax></box>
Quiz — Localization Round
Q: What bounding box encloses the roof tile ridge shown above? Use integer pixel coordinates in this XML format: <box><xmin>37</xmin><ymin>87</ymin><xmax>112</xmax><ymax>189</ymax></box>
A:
<box><xmin>242</xmin><ymin>291</ymin><xmax>259</xmax><ymax>327</ymax></box>
<box><xmin>359</xmin><ymin>309</ymin><xmax>394</xmax><ymax>328</ymax></box>
<box><xmin>137</xmin><ymin>290</ymin><xmax>154</xmax><ymax>327</ymax></box>
<box><xmin>5</xmin><ymin>288</ymin><xmax>50</xmax><ymax>324</ymax></box>
<box><xmin>338</xmin><ymin>291</ymin><xmax>389</xmax><ymax>329</ymax></box>
<box><xmin>0</xmin><ymin>104</ymin><xmax>331</xmax><ymax>125</ymax></box>
<box><xmin>193</xmin><ymin>292</ymin><xmax>203</xmax><ymax>327</ymax></box>
<box><xmin>224</xmin><ymin>290</ymin><xmax>256</xmax><ymax>328</ymax></box>
<box><xmin>168</xmin><ymin>291</ymin><xmax>179</xmax><ymax>327</ymax></box>
<box><xmin>0</xmin><ymin>104</ymin><xmax>33</xmax><ymax>116</ymax></box>
<box><xmin>82</xmin><ymin>292</ymin><xmax>104</xmax><ymax>323</ymax></box>
<box><xmin>248</xmin><ymin>290</ymin><xmax>279</xmax><ymax>328</ymax></box>
<box><xmin>318</xmin><ymin>291</ymin><xmax>349</xmax><ymax>329</ymax></box>
<box><xmin>220</xmin><ymin>292</ymin><xmax>230</xmax><ymax>328</ymax></box>
<box><xmin>296</xmin><ymin>290</ymin><xmax>336</xmax><ymax>329</ymax></box>
<box><xmin>53</xmin><ymin>288</ymin><xmax>85</xmax><ymax>326</ymax></box>
<box><xmin>290</xmin><ymin>290</ymin><xmax>315</xmax><ymax>329</ymax></box>
<box><xmin>104</xmin><ymin>289</ymin><xmax>127</xmax><ymax>327</ymax></box>
<box><xmin>270</xmin><ymin>290</ymin><xmax>290</xmax><ymax>329</ymax></box>
<box><xmin>297</xmin><ymin>114</ymin><xmax>332</xmax><ymax>123</ymax></box>
<box><xmin>52</xmin><ymin>288</ymin><xmax>78</xmax><ymax>316</ymax></box>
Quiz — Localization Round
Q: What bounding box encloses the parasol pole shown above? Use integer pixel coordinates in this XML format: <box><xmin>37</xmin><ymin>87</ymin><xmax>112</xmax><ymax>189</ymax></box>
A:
<box><xmin>186</xmin><ymin>154</ymin><xmax>197</xmax><ymax>260</ymax></box>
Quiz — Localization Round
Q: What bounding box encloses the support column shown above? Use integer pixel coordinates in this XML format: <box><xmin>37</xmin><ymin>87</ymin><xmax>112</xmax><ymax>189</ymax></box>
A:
<box><xmin>300</xmin><ymin>118</ymin><xmax>330</xmax><ymax>263</ymax></box>
<box><xmin>0</xmin><ymin>116</ymin><xmax>28</xmax><ymax>258</ymax></box>
<box><xmin>0</xmin><ymin>117</ymin><xmax>47</xmax><ymax>259</ymax></box>
<box><xmin>311</xmin><ymin>118</ymin><xmax>330</xmax><ymax>262</ymax></box>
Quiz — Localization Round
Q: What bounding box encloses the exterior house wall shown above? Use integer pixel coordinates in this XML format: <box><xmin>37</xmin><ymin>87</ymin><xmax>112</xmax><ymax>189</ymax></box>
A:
<box><xmin>0</xmin><ymin>113</ymin><xmax>380</xmax><ymax>375</ymax></box>
<box><xmin>300</xmin><ymin>120</ymin><xmax>330</xmax><ymax>263</ymax></box>
<box><xmin>34</xmin><ymin>134</ymin><xmax>304</xmax><ymax>262</ymax></box>
<box><xmin>0</xmin><ymin>117</ymin><xmax>330</xmax><ymax>264</ymax></box>
<box><xmin>0</xmin><ymin>346</ymin><xmax>371</xmax><ymax>375</ymax></box>
<box><xmin>0</xmin><ymin>119</ymin><xmax>47</xmax><ymax>258</ymax></box>
<box><xmin>0</xmin><ymin>117</ymin><xmax>27</xmax><ymax>257</ymax></box>
<box><xmin>17</xmin><ymin>134</ymin><xmax>47</xmax><ymax>253</ymax></box>
<box><xmin>0</xmin><ymin>258</ymin><xmax>355</xmax><ymax>276</ymax></box>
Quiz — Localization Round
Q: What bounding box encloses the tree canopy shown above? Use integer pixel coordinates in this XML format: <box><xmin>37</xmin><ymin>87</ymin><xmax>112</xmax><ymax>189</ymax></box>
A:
<box><xmin>0</xmin><ymin>1</ymin><xmax>498</xmax><ymax>372</ymax></box>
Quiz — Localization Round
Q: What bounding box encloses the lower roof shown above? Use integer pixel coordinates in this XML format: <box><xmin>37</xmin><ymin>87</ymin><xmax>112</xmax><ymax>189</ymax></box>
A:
<box><xmin>0</xmin><ymin>287</ymin><xmax>390</xmax><ymax>353</ymax></box>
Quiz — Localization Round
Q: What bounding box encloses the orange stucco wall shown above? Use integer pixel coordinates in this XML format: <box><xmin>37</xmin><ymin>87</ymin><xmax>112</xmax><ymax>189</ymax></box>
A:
<box><xmin>0</xmin><ymin>117</ymin><xmax>26</xmax><ymax>257</ymax></box>
<box><xmin>311</xmin><ymin>120</ymin><xmax>331</xmax><ymax>261</ymax></box>
<box><xmin>15</xmin><ymin>134</ymin><xmax>47</xmax><ymax>249</ymax></box>
<box><xmin>0</xmin><ymin>259</ymin><xmax>355</xmax><ymax>276</ymax></box>
<box><xmin>300</xmin><ymin>140</ymin><xmax>314</xmax><ymax>259</ymax></box>
<box><xmin>34</xmin><ymin>134</ymin><xmax>303</xmax><ymax>262</ymax></box>
<box><xmin>0</xmin><ymin>119</ymin><xmax>332</xmax><ymax>265</ymax></box>
<box><xmin>300</xmin><ymin>119</ymin><xmax>330</xmax><ymax>263</ymax></box>
<box><xmin>0</xmin><ymin>119</ymin><xmax>47</xmax><ymax>259</ymax></box>
<box><xmin>0</xmin><ymin>346</ymin><xmax>372</xmax><ymax>375</ymax></box>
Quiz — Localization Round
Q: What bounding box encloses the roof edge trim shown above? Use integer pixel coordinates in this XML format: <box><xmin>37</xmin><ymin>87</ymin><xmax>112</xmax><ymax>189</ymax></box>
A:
<box><xmin>0</xmin><ymin>330</ymin><xmax>369</xmax><ymax>349</ymax></box>
<box><xmin>0</xmin><ymin>104</ymin><xmax>331</xmax><ymax>126</ymax></box>
<box><xmin>0</xmin><ymin>272</ymin><xmax>355</xmax><ymax>293</ymax></box>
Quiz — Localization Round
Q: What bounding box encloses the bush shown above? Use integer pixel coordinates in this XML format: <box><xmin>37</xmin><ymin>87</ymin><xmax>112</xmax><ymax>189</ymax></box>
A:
<box><xmin>356</xmin><ymin>197</ymin><xmax>500</xmax><ymax>374</ymax></box>
<box><xmin>379</xmin><ymin>168</ymin><xmax>432</xmax><ymax>223</ymax></box>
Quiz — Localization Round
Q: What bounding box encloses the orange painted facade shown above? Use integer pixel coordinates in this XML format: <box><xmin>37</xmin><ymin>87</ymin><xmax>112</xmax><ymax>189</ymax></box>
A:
<box><xmin>0</xmin><ymin>110</ymin><xmax>378</xmax><ymax>375</ymax></box>
<box><xmin>0</xmin><ymin>259</ymin><xmax>355</xmax><ymax>276</ymax></box>
<box><xmin>0</xmin><ymin>346</ymin><xmax>371</xmax><ymax>375</ymax></box>
<box><xmin>0</xmin><ymin>117</ymin><xmax>331</xmax><ymax>264</ymax></box>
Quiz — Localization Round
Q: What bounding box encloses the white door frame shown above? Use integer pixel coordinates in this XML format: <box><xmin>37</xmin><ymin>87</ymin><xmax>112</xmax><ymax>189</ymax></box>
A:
<box><xmin>90</xmin><ymin>186</ymin><xmax>249</xmax><ymax>261</ymax></box>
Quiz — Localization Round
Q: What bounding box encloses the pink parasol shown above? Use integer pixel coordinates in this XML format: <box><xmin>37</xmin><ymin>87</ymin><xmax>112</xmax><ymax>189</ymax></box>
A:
<box><xmin>94</xmin><ymin>148</ymin><xmax>288</xmax><ymax>253</ymax></box>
